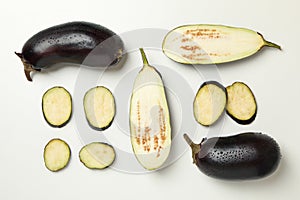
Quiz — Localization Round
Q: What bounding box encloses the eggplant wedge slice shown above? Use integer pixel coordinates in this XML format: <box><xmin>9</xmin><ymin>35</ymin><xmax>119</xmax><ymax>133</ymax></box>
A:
<box><xmin>129</xmin><ymin>48</ymin><xmax>171</xmax><ymax>170</ymax></box>
<box><xmin>162</xmin><ymin>24</ymin><xmax>281</xmax><ymax>64</ymax></box>
<box><xmin>42</xmin><ymin>86</ymin><xmax>72</xmax><ymax>128</ymax></box>
<box><xmin>43</xmin><ymin>139</ymin><xmax>71</xmax><ymax>172</ymax></box>
<box><xmin>83</xmin><ymin>86</ymin><xmax>115</xmax><ymax>130</ymax></box>
<box><xmin>193</xmin><ymin>81</ymin><xmax>227</xmax><ymax>126</ymax></box>
<box><xmin>79</xmin><ymin>142</ymin><xmax>116</xmax><ymax>169</ymax></box>
<box><xmin>226</xmin><ymin>82</ymin><xmax>257</xmax><ymax>124</ymax></box>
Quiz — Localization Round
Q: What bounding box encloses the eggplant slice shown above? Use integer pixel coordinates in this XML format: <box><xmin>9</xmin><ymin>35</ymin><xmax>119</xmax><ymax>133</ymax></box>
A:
<box><xmin>79</xmin><ymin>142</ymin><xmax>116</xmax><ymax>169</ymax></box>
<box><xmin>42</xmin><ymin>86</ymin><xmax>72</xmax><ymax>128</ymax></box>
<box><xmin>226</xmin><ymin>82</ymin><xmax>257</xmax><ymax>124</ymax></box>
<box><xmin>83</xmin><ymin>86</ymin><xmax>115</xmax><ymax>130</ymax></box>
<box><xmin>43</xmin><ymin>138</ymin><xmax>71</xmax><ymax>172</ymax></box>
<box><xmin>193</xmin><ymin>81</ymin><xmax>227</xmax><ymax>126</ymax></box>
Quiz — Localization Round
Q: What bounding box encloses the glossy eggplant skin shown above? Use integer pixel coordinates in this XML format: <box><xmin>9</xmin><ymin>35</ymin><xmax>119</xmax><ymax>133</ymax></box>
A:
<box><xmin>16</xmin><ymin>21</ymin><xmax>124</xmax><ymax>81</ymax></box>
<box><xmin>195</xmin><ymin>133</ymin><xmax>281</xmax><ymax>180</ymax></box>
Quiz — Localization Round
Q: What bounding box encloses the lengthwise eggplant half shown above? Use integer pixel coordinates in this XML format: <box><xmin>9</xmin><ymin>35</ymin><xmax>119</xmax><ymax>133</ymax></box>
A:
<box><xmin>129</xmin><ymin>48</ymin><xmax>171</xmax><ymax>170</ymax></box>
<box><xmin>162</xmin><ymin>24</ymin><xmax>281</xmax><ymax>64</ymax></box>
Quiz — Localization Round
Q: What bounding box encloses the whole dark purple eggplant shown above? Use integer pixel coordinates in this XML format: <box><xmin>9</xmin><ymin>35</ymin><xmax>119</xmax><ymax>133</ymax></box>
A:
<box><xmin>184</xmin><ymin>132</ymin><xmax>281</xmax><ymax>180</ymax></box>
<box><xmin>15</xmin><ymin>21</ymin><xmax>124</xmax><ymax>81</ymax></box>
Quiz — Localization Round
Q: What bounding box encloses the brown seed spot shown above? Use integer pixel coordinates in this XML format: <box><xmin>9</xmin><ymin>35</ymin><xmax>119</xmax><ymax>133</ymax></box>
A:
<box><xmin>136</xmin><ymin>134</ymin><xmax>141</xmax><ymax>145</ymax></box>
<box><xmin>154</xmin><ymin>135</ymin><xmax>159</xmax><ymax>150</ymax></box>
<box><xmin>181</xmin><ymin>37</ymin><xmax>190</xmax><ymax>42</ymax></box>
<box><xmin>184</xmin><ymin>28</ymin><xmax>221</xmax><ymax>39</ymax></box>
<box><xmin>180</xmin><ymin>45</ymin><xmax>201</xmax><ymax>53</ymax></box>
<box><xmin>156</xmin><ymin>146</ymin><xmax>163</xmax><ymax>158</ymax></box>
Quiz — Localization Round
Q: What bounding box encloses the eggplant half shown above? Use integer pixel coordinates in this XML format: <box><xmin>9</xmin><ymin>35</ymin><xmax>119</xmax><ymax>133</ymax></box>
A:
<box><xmin>79</xmin><ymin>142</ymin><xmax>116</xmax><ymax>169</ymax></box>
<box><xmin>129</xmin><ymin>48</ymin><xmax>171</xmax><ymax>170</ymax></box>
<box><xmin>162</xmin><ymin>24</ymin><xmax>281</xmax><ymax>64</ymax></box>
<box><xmin>193</xmin><ymin>81</ymin><xmax>227</xmax><ymax>126</ymax></box>
<box><xmin>184</xmin><ymin>132</ymin><xmax>281</xmax><ymax>180</ymax></box>
<box><xmin>15</xmin><ymin>21</ymin><xmax>124</xmax><ymax>81</ymax></box>
<box><xmin>83</xmin><ymin>86</ymin><xmax>115</xmax><ymax>131</ymax></box>
<box><xmin>42</xmin><ymin>86</ymin><xmax>72</xmax><ymax>128</ymax></box>
<box><xmin>226</xmin><ymin>82</ymin><xmax>257</xmax><ymax>124</ymax></box>
<box><xmin>43</xmin><ymin>138</ymin><xmax>71</xmax><ymax>172</ymax></box>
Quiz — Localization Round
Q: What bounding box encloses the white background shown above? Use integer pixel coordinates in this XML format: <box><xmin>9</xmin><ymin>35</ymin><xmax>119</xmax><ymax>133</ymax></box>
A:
<box><xmin>1</xmin><ymin>0</ymin><xmax>299</xmax><ymax>199</ymax></box>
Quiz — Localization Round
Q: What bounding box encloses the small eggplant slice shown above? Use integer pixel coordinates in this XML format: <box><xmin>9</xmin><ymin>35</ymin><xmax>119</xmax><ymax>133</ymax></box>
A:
<box><xmin>162</xmin><ymin>24</ymin><xmax>281</xmax><ymax>64</ymax></box>
<box><xmin>193</xmin><ymin>81</ymin><xmax>227</xmax><ymax>126</ymax></box>
<box><xmin>83</xmin><ymin>86</ymin><xmax>115</xmax><ymax>131</ymax></box>
<box><xmin>15</xmin><ymin>21</ymin><xmax>124</xmax><ymax>81</ymax></box>
<box><xmin>129</xmin><ymin>48</ymin><xmax>171</xmax><ymax>170</ymax></box>
<box><xmin>42</xmin><ymin>86</ymin><xmax>72</xmax><ymax>128</ymax></box>
<box><xmin>44</xmin><ymin>138</ymin><xmax>71</xmax><ymax>172</ymax></box>
<box><xmin>79</xmin><ymin>142</ymin><xmax>116</xmax><ymax>169</ymax></box>
<box><xmin>226</xmin><ymin>82</ymin><xmax>257</xmax><ymax>124</ymax></box>
<box><xmin>184</xmin><ymin>132</ymin><xmax>281</xmax><ymax>180</ymax></box>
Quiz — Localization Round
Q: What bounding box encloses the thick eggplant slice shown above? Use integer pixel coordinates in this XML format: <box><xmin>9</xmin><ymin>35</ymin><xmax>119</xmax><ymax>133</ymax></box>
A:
<box><xmin>226</xmin><ymin>82</ymin><xmax>257</xmax><ymax>124</ymax></box>
<box><xmin>42</xmin><ymin>86</ymin><xmax>72</xmax><ymax>128</ymax></box>
<box><xmin>83</xmin><ymin>86</ymin><xmax>115</xmax><ymax>131</ymax></box>
<box><xmin>129</xmin><ymin>48</ymin><xmax>171</xmax><ymax>170</ymax></box>
<box><xmin>79</xmin><ymin>142</ymin><xmax>115</xmax><ymax>169</ymax></box>
<box><xmin>193</xmin><ymin>81</ymin><xmax>227</xmax><ymax>126</ymax></box>
<box><xmin>162</xmin><ymin>24</ymin><xmax>281</xmax><ymax>64</ymax></box>
<box><xmin>43</xmin><ymin>138</ymin><xmax>71</xmax><ymax>172</ymax></box>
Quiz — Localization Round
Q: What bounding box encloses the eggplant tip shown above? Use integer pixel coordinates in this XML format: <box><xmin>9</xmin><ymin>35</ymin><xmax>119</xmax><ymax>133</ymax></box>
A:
<box><xmin>15</xmin><ymin>52</ymin><xmax>23</xmax><ymax>58</ymax></box>
<box><xmin>15</xmin><ymin>52</ymin><xmax>36</xmax><ymax>81</ymax></box>
<box><xmin>183</xmin><ymin>134</ymin><xmax>192</xmax><ymax>145</ymax></box>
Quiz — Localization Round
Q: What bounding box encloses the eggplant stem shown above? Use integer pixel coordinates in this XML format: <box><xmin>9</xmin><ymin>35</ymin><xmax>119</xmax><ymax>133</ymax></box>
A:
<box><xmin>15</xmin><ymin>52</ymin><xmax>36</xmax><ymax>81</ymax></box>
<box><xmin>139</xmin><ymin>48</ymin><xmax>149</xmax><ymax>66</ymax></box>
<box><xmin>183</xmin><ymin>133</ymin><xmax>200</xmax><ymax>164</ymax></box>
<box><xmin>264</xmin><ymin>40</ymin><xmax>281</xmax><ymax>50</ymax></box>
<box><xmin>183</xmin><ymin>133</ymin><xmax>194</xmax><ymax>146</ymax></box>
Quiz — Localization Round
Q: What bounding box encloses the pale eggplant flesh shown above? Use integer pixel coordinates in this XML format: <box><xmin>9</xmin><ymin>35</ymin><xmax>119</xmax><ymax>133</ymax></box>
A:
<box><xmin>83</xmin><ymin>86</ymin><xmax>115</xmax><ymax>131</ymax></box>
<box><xmin>162</xmin><ymin>24</ymin><xmax>281</xmax><ymax>64</ymax></box>
<box><xmin>79</xmin><ymin>142</ymin><xmax>116</xmax><ymax>169</ymax></box>
<box><xmin>42</xmin><ymin>86</ymin><xmax>72</xmax><ymax>128</ymax></box>
<box><xmin>129</xmin><ymin>48</ymin><xmax>171</xmax><ymax>170</ymax></box>
<box><xmin>43</xmin><ymin>138</ymin><xmax>71</xmax><ymax>172</ymax></box>
<box><xmin>226</xmin><ymin>82</ymin><xmax>257</xmax><ymax>125</ymax></box>
<box><xmin>193</xmin><ymin>81</ymin><xmax>227</xmax><ymax>126</ymax></box>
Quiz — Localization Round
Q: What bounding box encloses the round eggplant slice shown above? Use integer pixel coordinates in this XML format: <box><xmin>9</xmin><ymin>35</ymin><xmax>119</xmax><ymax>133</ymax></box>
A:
<box><xmin>83</xmin><ymin>86</ymin><xmax>115</xmax><ymax>130</ymax></box>
<box><xmin>42</xmin><ymin>86</ymin><xmax>72</xmax><ymax>128</ymax></box>
<box><xmin>226</xmin><ymin>82</ymin><xmax>257</xmax><ymax>124</ymax></box>
<box><xmin>79</xmin><ymin>142</ymin><xmax>116</xmax><ymax>169</ymax></box>
<box><xmin>43</xmin><ymin>139</ymin><xmax>71</xmax><ymax>172</ymax></box>
<box><xmin>193</xmin><ymin>81</ymin><xmax>227</xmax><ymax>126</ymax></box>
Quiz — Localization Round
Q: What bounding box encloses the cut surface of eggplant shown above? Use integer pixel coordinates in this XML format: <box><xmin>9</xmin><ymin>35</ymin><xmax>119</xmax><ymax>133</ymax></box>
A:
<box><xmin>43</xmin><ymin>138</ymin><xmax>71</xmax><ymax>172</ymax></box>
<box><xmin>42</xmin><ymin>86</ymin><xmax>72</xmax><ymax>128</ymax></box>
<box><xmin>83</xmin><ymin>86</ymin><xmax>115</xmax><ymax>130</ymax></box>
<box><xmin>79</xmin><ymin>142</ymin><xmax>115</xmax><ymax>169</ymax></box>
<box><xmin>226</xmin><ymin>82</ymin><xmax>257</xmax><ymax>124</ymax></box>
<box><xmin>193</xmin><ymin>81</ymin><xmax>227</xmax><ymax>126</ymax></box>
<box><xmin>162</xmin><ymin>24</ymin><xmax>281</xmax><ymax>64</ymax></box>
<box><xmin>129</xmin><ymin>48</ymin><xmax>171</xmax><ymax>170</ymax></box>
